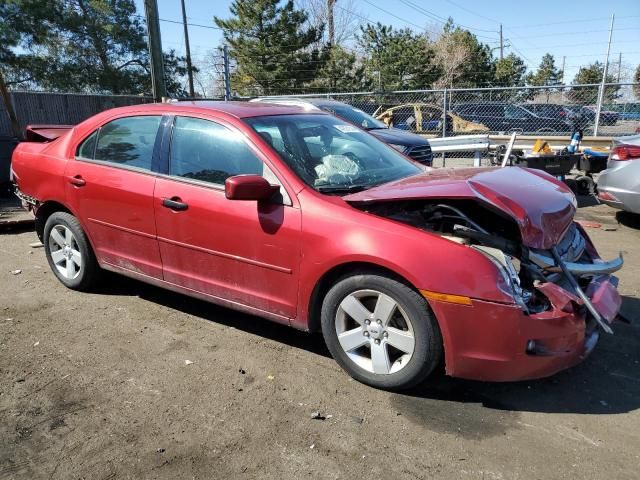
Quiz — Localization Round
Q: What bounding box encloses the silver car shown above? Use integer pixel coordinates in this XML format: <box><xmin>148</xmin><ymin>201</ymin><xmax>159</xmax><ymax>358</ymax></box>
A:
<box><xmin>597</xmin><ymin>135</ymin><xmax>640</xmax><ymax>214</ymax></box>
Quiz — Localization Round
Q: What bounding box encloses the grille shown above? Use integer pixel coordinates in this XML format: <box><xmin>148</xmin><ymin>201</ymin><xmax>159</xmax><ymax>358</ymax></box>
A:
<box><xmin>407</xmin><ymin>145</ymin><xmax>433</xmax><ymax>164</ymax></box>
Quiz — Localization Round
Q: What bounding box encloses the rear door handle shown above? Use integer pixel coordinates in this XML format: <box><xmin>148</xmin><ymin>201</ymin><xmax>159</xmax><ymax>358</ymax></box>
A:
<box><xmin>162</xmin><ymin>197</ymin><xmax>188</xmax><ymax>211</ymax></box>
<box><xmin>66</xmin><ymin>175</ymin><xmax>86</xmax><ymax>187</ymax></box>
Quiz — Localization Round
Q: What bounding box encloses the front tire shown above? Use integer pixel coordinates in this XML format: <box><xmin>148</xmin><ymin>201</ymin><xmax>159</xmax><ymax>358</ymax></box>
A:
<box><xmin>43</xmin><ymin>212</ymin><xmax>100</xmax><ymax>291</ymax></box>
<box><xmin>321</xmin><ymin>273</ymin><xmax>442</xmax><ymax>390</ymax></box>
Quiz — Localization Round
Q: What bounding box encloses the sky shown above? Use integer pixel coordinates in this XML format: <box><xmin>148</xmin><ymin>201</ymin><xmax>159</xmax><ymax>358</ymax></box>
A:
<box><xmin>135</xmin><ymin>0</ymin><xmax>640</xmax><ymax>86</ymax></box>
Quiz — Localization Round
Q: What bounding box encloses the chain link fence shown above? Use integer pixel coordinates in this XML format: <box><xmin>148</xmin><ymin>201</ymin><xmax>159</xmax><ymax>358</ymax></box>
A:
<box><xmin>267</xmin><ymin>83</ymin><xmax>640</xmax><ymax>139</ymax></box>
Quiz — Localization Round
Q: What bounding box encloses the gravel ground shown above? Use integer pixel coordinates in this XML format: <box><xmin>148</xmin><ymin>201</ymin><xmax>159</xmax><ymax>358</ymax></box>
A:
<box><xmin>1</xmin><ymin>199</ymin><xmax>639</xmax><ymax>480</ymax></box>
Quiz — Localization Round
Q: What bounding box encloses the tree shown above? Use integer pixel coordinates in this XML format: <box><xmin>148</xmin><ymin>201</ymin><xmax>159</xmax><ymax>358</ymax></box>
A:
<box><xmin>570</xmin><ymin>61</ymin><xmax>619</xmax><ymax>103</ymax></box>
<box><xmin>1</xmin><ymin>0</ymin><xmax>195</xmax><ymax>96</ymax></box>
<box><xmin>432</xmin><ymin>20</ymin><xmax>494</xmax><ymax>88</ymax></box>
<box><xmin>494</xmin><ymin>54</ymin><xmax>527</xmax><ymax>87</ymax></box>
<box><xmin>214</xmin><ymin>0</ymin><xmax>327</xmax><ymax>96</ymax></box>
<box><xmin>301</xmin><ymin>0</ymin><xmax>363</xmax><ymax>46</ymax></box>
<box><xmin>357</xmin><ymin>23</ymin><xmax>437</xmax><ymax>91</ymax></box>
<box><xmin>308</xmin><ymin>45</ymin><xmax>370</xmax><ymax>92</ymax></box>
<box><xmin>526</xmin><ymin>53</ymin><xmax>562</xmax><ymax>86</ymax></box>
<box><xmin>632</xmin><ymin>65</ymin><xmax>639</xmax><ymax>99</ymax></box>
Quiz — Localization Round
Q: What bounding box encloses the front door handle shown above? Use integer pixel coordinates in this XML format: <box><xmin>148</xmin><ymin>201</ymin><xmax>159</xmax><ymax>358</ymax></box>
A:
<box><xmin>162</xmin><ymin>197</ymin><xmax>188</xmax><ymax>211</ymax></box>
<box><xmin>66</xmin><ymin>174</ymin><xmax>86</xmax><ymax>187</ymax></box>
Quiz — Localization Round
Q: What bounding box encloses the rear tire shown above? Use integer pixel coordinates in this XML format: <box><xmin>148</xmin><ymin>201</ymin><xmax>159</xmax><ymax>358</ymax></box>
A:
<box><xmin>321</xmin><ymin>273</ymin><xmax>442</xmax><ymax>390</ymax></box>
<box><xmin>43</xmin><ymin>212</ymin><xmax>100</xmax><ymax>291</ymax></box>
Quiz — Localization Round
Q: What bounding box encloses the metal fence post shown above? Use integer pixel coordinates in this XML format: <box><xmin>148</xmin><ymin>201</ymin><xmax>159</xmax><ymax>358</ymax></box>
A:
<box><xmin>594</xmin><ymin>84</ymin><xmax>603</xmax><ymax>136</ymax></box>
<box><xmin>442</xmin><ymin>88</ymin><xmax>447</xmax><ymax>168</ymax></box>
<box><xmin>223</xmin><ymin>45</ymin><xmax>231</xmax><ymax>101</ymax></box>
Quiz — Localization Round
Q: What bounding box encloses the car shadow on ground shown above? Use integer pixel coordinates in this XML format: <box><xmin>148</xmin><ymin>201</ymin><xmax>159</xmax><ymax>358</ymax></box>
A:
<box><xmin>616</xmin><ymin>211</ymin><xmax>640</xmax><ymax>230</ymax></box>
<box><xmin>96</xmin><ymin>273</ymin><xmax>640</xmax><ymax>417</ymax></box>
<box><xmin>96</xmin><ymin>272</ymin><xmax>332</xmax><ymax>358</ymax></box>
<box><xmin>576</xmin><ymin>193</ymin><xmax>600</xmax><ymax>208</ymax></box>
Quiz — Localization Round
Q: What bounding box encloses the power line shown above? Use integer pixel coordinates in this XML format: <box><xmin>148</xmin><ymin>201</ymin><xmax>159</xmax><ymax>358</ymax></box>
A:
<box><xmin>441</xmin><ymin>0</ymin><xmax>499</xmax><ymax>24</ymax></box>
<box><xmin>400</xmin><ymin>0</ymin><xmax>497</xmax><ymax>35</ymax></box>
<box><xmin>508</xmin><ymin>15</ymin><xmax>640</xmax><ymax>29</ymax></box>
<box><xmin>357</xmin><ymin>0</ymin><xmax>431</xmax><ymax>31</ymax></box>
<box><xmin>505</xmin><ymin>39</ymin><xmax>638</xmax><ymax>51</ymax></box>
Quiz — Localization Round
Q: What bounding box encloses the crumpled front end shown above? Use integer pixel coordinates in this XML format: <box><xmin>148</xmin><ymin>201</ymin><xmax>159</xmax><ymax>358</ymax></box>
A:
<box><xmin>352</xmin><ymin>196</ymin><xmax>623</xmax><ymax>382</ymax></box>
<box><xmin>429</xmin><ymin>221</ymin><xmax>623</xmax><ymax>381</ymax></box>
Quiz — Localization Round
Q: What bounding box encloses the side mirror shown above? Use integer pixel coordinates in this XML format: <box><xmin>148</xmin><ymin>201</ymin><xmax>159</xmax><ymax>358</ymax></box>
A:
<box><xmin>225</xmin><ymin>174</ymin><xmax>280</xmax><ymax>201</ymax></box>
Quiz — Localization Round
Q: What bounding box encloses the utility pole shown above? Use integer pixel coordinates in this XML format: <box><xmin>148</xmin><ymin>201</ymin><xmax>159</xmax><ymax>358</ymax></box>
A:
<box><xmin>143</xmin><ymin>0</ymin><xmax>167</xmax><ymax>101</ymax></box>
<box><xmin>594</xmin><ymin>14</ymin><xmax>614</xmax><ymax>136</ymax></box>
<box><xmin>616</xmin><ymin>52</ymin><xmax>622</xmax><ymax>83</ymax></box>
<box><xmin>222</xmin><ymin>45</ymin><xmax>231</xmax><ymax>101</ymax></box>
<box><xmin>499</xmin><ymin>24</ymin><xmax>503</xmax><ymax>60</ymax></box>
<box><xmin>180</xmin><ymin>0</ymin><xmax>195</xmax><ymax>97</ymax></box>
<box><xmin>327</xmin><ymin>0</ymin><xmax>336</xmax><ymax>46</ymax></box>
<box><xmin>561</xmin><ymin>56</ymin><xmax>566</xmax><ymax>84</ymax></box>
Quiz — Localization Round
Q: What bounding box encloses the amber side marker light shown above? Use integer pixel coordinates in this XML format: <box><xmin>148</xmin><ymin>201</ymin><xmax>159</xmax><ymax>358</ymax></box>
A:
<box><xmin>421</xmin><ymin>290</ymin><xmax>473</xmax><ymax>306</ymax></box>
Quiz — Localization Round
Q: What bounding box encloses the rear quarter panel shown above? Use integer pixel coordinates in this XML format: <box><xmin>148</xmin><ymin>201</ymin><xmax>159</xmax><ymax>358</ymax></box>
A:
<box><xmin>11</xmin><ymin>135</ymin><xmax>72</xmax><ymax>206</ymax></box>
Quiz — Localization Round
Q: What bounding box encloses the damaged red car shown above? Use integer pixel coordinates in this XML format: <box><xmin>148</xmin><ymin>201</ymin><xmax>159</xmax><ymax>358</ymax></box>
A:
<box><xmin>10</xmin><ymin>102</ymin><xmax>624</xmax><ymax>390</ymax></box>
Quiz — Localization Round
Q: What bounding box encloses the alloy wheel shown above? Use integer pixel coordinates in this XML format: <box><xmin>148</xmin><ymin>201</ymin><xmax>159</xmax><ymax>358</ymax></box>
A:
<box><xmin>48</xmin><ymin>224</ymin><xmax>82</xmax><ymax>280</ymax></box>
<box><xmin>335</xmin><ymin>289</ymin><xmax>416</xmax><ymax>375</ymax></box>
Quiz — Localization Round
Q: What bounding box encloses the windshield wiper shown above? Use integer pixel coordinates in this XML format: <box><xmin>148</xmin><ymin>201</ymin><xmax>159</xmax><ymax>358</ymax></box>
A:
<box><xmin>316</xmin><ymin>184</ymin><xmax>372</xmax><ymax>194</ymax></box>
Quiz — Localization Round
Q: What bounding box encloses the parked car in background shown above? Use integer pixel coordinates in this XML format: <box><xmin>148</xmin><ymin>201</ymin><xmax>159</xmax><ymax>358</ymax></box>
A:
<box><xmin>519</xmin><ymin>103</ymin><xmax>576</xmax><ymax>121</ymax></box>
<box><xmin>452</xmin><ymin>102</ymin><xmax>573</xmax><ymax>133</ymax></box>
<box><xmin>374</xmin><ymin>103</ymin><xmax>489</xmax><ymax>135</ymax></box>
<box><xmin>567</xmin><ymin>106</ymin><xmax>619</xmax><ymax>126</ymax></box>
<box><xmin>251</xmin><ymin>98</ymin><xmax>433</xmax><ymax>165</ymax></box>
<box><xmin>10</xmin><ymin>102</ymin><xmax>623</xmax><ymax>390</ymax></box>
<box><xmin>598</xmin><ymin>135</ymin><xmax>640</xmax><ymax>214</ymax></box>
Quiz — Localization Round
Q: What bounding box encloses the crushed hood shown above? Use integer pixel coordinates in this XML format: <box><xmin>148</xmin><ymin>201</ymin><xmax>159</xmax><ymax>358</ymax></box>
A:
<box><xmin>344</xmin><ymin>167</ymin><xmax>576</xmax><ymax>249</ymax></box>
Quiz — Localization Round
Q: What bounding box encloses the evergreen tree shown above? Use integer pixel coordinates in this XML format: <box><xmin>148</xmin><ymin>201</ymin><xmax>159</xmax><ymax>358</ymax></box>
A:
<box><xmin>494</xmin><ymin>54</ymin><xmax>527</xmax><ymax>87</ymax></box>
<box><xmin>1</xmin><ymin>0</ymin><xmax>194</xmax><ymax>96</ymax></box>
<box><xmin>570</xmin><ymin>61</ymin><xmax>619</xmax><ymax>103</ymax></box>
<box><xmin>214</xmin><ymin>0</ymin><xmax>327</xmax><ymax>95</ymax></box>
<box><xmin>526</xmin><ymin>53</ymin><xmax>562</xmax><ymax>86</ymax></box>
<box><xmin>357</xmin><ymin>23</ymin><xmax>437</xmax><ymax>91</ymax></box>
<box><xmin>309</xmin><ymin>45</ymin><xmax>370</xmax><ymax>92</ymax></box>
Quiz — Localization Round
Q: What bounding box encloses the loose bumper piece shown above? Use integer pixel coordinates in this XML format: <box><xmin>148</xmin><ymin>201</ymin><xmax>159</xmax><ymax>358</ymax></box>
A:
<box><xmin>528</xmin><ymin>250</ymin><xmax>624</xmax><ymax>276</ymax></box>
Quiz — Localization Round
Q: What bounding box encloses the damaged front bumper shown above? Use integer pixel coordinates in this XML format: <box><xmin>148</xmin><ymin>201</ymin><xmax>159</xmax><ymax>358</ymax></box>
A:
<box><xmin>428</xmin><ymin>222</ymin><xmax>623</xmax><ymax>382</ymax></box>
<box><xmin>429</xmin><ymin>273</ymin><xmax>621</xmax><ymax>381</ymax></box>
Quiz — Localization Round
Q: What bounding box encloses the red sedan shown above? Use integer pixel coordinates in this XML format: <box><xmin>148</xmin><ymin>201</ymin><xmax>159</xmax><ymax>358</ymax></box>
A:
<box><xmin>10</xmin><ymin>102</ymin><xmax>623</xmax><ymax>390</ymax></box>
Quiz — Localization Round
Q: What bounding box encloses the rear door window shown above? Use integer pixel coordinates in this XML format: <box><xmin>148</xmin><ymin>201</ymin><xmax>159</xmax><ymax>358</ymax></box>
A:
<box><xmin>80</xmin><ymin>116</ymin><xmax>161</xmax><ymax>171</ymax></box>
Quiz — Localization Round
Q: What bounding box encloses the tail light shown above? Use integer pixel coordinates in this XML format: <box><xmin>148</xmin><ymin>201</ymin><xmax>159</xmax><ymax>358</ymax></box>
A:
<box><xmin>598</xmin><ymin>191</ymin><xmax>620</xmax><ymax>202</ymax></box>
<box><xmin>611</xmin><ymin>144</ymin><xmax>640</xmax><ymax>161</ymax></box>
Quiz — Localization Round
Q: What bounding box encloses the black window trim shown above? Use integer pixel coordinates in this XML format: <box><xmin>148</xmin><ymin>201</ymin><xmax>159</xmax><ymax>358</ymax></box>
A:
<box><xmin>161</xmin><ymin>114</ymin><xmax>294</xmax><ymax>205</ymax></box>
<box><xmin>73</xmin><ymin>114</ymin><xmax>166</xmax><ymax>175</ymax></box>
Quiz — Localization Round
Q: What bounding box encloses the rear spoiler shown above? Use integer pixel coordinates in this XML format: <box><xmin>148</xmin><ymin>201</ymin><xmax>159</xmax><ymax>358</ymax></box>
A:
<box><xmin>24</xmin><ymin>124</ymin><xmax>74</xmax><ymax>142</ymax></box>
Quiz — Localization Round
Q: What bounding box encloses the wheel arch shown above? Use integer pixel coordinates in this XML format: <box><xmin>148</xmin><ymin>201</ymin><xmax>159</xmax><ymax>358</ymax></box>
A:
<box><xmin>34</xmin><ymin>200</ymin><xmax>96</xmax><ymax>257</ymax></box>
<box><xmin>306</xmin><ymin>261</ymin><xmax>423</xmax><ymax>334</ymax></box>
<box><xmin>34</xmin><ymin>200</ymin><xmax>73</xmax><ymax>241</ymax></box>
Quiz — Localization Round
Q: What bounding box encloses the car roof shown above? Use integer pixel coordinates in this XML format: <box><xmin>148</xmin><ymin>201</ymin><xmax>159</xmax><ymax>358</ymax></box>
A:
<box><xmin>252</xmin><ymin>97</ymin><xmax>360</xmax><ymax>109</ymax></box>
<box><xmin>102</xmin><ymin>100</ymin><xmax>320</xmax><ymax>119</ymax></box>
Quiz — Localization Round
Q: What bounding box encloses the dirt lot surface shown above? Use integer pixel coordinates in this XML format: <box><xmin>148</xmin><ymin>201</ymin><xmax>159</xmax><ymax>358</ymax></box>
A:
<box><xmin>1</xmin><ymin>199</ymin><xmax>639</xmax><ymax>480</ymax></box>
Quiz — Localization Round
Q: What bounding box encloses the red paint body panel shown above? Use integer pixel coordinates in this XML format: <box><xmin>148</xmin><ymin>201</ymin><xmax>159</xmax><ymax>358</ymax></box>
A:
<box><xmin>63</xmin><ymin>161</ymin><xmax>163</xmax><ymax>278</ymax></box>
<box><xmin>429</xmin><ymin>297</ymin><xmax>590</xmax><ymax>381</ymax></box>
<box><xmin>154</xmin><ymin>177</ymin><xmax>301</xmax><ymax>319</ymax></box>
<box><xmin>9</xmin><ymin>101</ymin><xmax>622</xmax><ymax>383</ymax></box>
<box><xmin>344</xmin><ymin>167</ymin><xmax>576</xmax><ymax>249</ymax></box>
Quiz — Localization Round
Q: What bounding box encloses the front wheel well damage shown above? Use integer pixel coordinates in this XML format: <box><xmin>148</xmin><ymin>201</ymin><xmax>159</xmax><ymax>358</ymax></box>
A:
<box><xmin>307</xmin><ymin>261</ymin><xmax>421</xmax><ymax>334</ymax></box>
<box><xmin>34</xmin><ymin>201</ymin><xmax>72</xmax><ymax>241</ymax></box>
